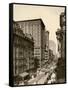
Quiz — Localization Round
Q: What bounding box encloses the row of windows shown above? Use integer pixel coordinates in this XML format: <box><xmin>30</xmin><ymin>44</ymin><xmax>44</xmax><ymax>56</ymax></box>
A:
<box><xmin>18</xmin><ymin>22</ymin><xmax>41</xmax><ymax>47</ymax></box>
<box><xmin>14</xmin><ymin>39</ymin><xmax>33</xmax><ymax>47</ymax></box>
<box><xmin>15</xmin><ymin>60</ymin><xmax>34</xmax><ymax>74</ymax></box>
<box><xmin>18</xmin><ymin>22</ymin><xmax>40</xmax><ymax>34</ymax></box>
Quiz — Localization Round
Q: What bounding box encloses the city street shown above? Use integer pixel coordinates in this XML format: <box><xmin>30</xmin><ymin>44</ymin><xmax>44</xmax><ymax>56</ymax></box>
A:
<box><xmin>27</xmin><ymin>60</ymin><xmax>57</xmax><ymax>85</ymax></box>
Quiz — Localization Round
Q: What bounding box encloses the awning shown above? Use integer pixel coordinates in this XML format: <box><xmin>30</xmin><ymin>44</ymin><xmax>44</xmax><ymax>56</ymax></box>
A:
<box><xmin>19</xmin><ymin>72</ymin><xmax>29</xmax><ymax>78</ymax></box>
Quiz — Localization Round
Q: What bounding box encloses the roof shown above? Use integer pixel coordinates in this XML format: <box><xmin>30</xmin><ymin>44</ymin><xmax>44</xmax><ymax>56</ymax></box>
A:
<box><xmin>14</xmin><ymin>18</ymin><xmax>45</xmax><ymax>27</ymax></box>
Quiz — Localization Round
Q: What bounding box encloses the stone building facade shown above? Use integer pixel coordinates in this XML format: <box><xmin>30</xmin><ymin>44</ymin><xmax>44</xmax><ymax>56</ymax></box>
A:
<box><xmin>56</xmin><ymin>12</ymin><xmax>66</xmax><ymax>83</ymax></box>
<box><xmin>13</xmin><ymin>22</ymin><xmax>34</xmax><ymax>76</ymax></box>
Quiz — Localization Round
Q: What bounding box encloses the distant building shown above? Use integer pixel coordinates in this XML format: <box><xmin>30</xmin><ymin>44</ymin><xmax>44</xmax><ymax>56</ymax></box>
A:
<box><xmin>13</xmin><ymin>22</ymin><xmax>34</xmax><ymax>77</ymax></box>
<box><xmin>16</xmin><ymin>19</ymin><xmax>46</xmax><ymax>68</ymax></box>
<box><xmin>49</xmin><ymin>49</ymin><xmax>54</xmax><ymax>63</ymax></box>
<box><xmin>56</xmin><ymin>12</ymin><xmax>66</xmax><ymax>83</ymax></box>
<box><xmin>49</xmin><ymin>40</ymin><xmax>56</xmax><ymax>55</ymax></box>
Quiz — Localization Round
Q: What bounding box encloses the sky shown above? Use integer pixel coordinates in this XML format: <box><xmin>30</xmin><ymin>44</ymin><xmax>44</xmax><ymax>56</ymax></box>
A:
<box><xmin>13</xmin><ymin>4</ymin><xmax>65</xmax><ymax>53</ymax></box>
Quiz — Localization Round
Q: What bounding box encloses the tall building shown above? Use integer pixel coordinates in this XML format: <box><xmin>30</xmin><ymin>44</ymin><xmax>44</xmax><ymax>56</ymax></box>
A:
<box><xmin>16</xmin><ymin>19</ymin><xmax>46</xmax><ymax>68</ymax></box>
<box><xmin>60</xmin><ymin>12</ymin><xmax>65</xmax><ymax>59</ymax></box>
<box><xmin>56</xmin><ymin>12</ymin><xmax>66</xmax><ymax>83</ymax></box>
<box><xmin>44</xmin><ymin>31</ymin><xmax>49</xmax><ymax>63</ymax></box>
<box><xmin>13</xmin><ymin>22</ymin><xmax>34</xmax><ymax>77</ymax></box>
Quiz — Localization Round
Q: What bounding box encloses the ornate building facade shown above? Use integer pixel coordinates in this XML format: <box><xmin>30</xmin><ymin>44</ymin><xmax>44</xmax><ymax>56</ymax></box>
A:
<box><xmin>56</xmin><ymin>12</ymin><xmax>66</xmax><ymax>83</ymax></box>
<box><xmin>13</xmin><ymin>22</ymin><xmax>34</xmax><ymax>77</ymax></box>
